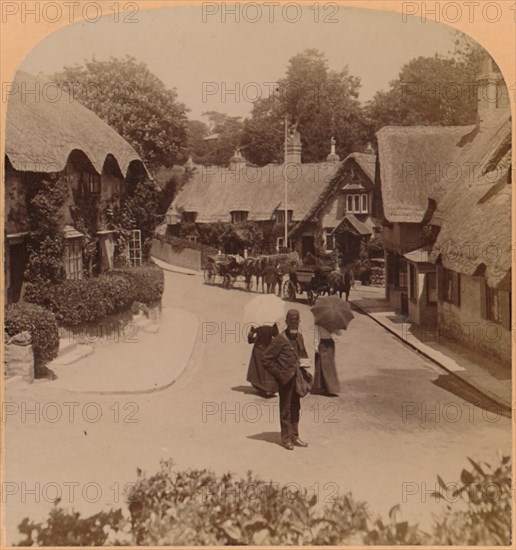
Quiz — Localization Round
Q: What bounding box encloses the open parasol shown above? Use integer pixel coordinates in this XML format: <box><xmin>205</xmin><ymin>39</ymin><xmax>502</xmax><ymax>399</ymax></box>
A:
<box><xmin>310</xmin><ymin>296</ymin><xmax>354</xmax><ymax>331</ymax></box>
<box><xmin>243</xmin><ymin>294</ymin><xmax>286</xmax><ymax>328</ymax></box>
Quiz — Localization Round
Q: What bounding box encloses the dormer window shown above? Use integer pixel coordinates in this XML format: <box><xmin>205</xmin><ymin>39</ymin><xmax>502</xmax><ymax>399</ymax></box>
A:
<box><xmin>275</xmin><ymin>209</ymin><xmax>293</xmax><ymax>224</ymax></box>
<box><xmin>346</xmin><ymin>193</ymin><xmax>368</xmax><ymax>214</ymax></box>
<box><xmin>182</xmin><ymin>211</ymin><xmax>197</xmax><ymax>223</ymax></box>
<box><xmin>231</xmin><ymin>210</ymin><xmax>248</xmax><ymax>224</ymax></box>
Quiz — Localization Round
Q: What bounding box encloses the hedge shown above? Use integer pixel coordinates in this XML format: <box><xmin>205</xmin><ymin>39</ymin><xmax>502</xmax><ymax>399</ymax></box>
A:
<box><xmin>14</xmin><ymin>455</ymin><xmax>512</xmax><ymax>546</ymax></box>
<box><xmin>108</xmin><ymin>264</ymin><xmax>164</xmax><ymax>305</ymax></box>
<box><xmin>5</xmin><ymin>303</ymin><xmax>59</xmax><ymax>368</ymax></box>
<box><xmin>25</xmin><ymin>265</ymin><xmax>164</xmax><ymax>327</ymax></box>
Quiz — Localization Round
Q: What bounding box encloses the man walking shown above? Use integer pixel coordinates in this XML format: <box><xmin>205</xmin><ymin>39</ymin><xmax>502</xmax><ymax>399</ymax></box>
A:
<box><xmin>263</xmin><ymin>309</ymin><xmax>309</xmax><ymax>450</ymax></box>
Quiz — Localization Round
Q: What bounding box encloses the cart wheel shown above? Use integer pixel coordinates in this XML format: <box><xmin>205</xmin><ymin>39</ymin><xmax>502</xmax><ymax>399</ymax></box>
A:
<box><xmin>223</xmin><ymin>274</ymin><xmax>232</xmax><ymax>289</ymax></box>
<box><xmin>307</xmin><ymin>290</ymin><xmax>316</xmax><ymax>306</ymax></box>
<box><xmin>283</xmin><ymin>280</ymin><xmax>296</xmax><ymax>301</ymax></box>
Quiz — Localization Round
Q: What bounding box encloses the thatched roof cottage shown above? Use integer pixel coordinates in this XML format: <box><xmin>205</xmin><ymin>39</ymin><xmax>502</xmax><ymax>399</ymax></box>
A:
<box><xmin>166</xmin><ymin>137</ymin><xmax>343</xmax><ymax>255</ymax></box>
<box><xmin>376</xmin><ymin>55</ymin><xmax>511</xmax><ymax>367</ymax></box>
<box><xmin>5</xmin><ymin>71</ymin><xmax>149</xmax><ymax>303</ymax></box>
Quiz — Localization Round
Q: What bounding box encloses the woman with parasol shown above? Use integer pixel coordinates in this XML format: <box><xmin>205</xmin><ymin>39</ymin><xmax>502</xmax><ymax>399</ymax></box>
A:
<box><xmin>310</xmin><ymin>296</ymin><xmax>354</xmax><ymax>396</ymax></box>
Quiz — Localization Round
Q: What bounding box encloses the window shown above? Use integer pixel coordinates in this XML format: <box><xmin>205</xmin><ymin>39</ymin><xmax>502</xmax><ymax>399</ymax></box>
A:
<box><xmin>325</xmin><ymin>229</ymin><xmax>334</xmax><ymax>251</ymax></box>
<box><xmin>346</xmin><ymin>194</ymin><xmax>369</xmax><ymax>214</ymax></box>
<box><xmin>442</xmin><ymin>268</ymin><xmax>460</xmax><ymax>305</ymax></box>
<box><xmin>64</xmin><ymin>238</ymin><xmax>83</xmax><ymax>280</ymax></box>
<box><xmin>275</xmin><ymin>210</ymin><xmax>293</xmax><ymax>224</ymax></box>
<box><xmin>398</xmin><ymin>259</ymin><xmax>407</xmax><ymax>289</ymax></box>
<box><xmin>81</xmin><ymin>171</ymin><xmax>100</xmax><ymax>195</ymax></box>
<box><xmin>186</xmin><ymin>235</ymin><xmax>198</xmax><ymax>244</ymax></box>
<box><xmin>409</xmin><ymin>264</ymin><xmax>417</xmax><ymax>301</ymax></box>
<box><xmin>231</xmin><ymin>211</ymin><xmax>248</xmax><ymax>224</ymax></box>
<box><xmin>486</xmin><ymin>287</ymin><xmax>502</xmax><ymax>323</ymax></box>
<box><xmin>182</xmin><ymin>211</ymin><xmax>197</xmax><ymax>223</ymax></box>
<box><xmin>361</xmin><ymin>194</ymin><xmax>368</xmax><ymax>213</ymax></box>
<box><xmin>426</xmin><ymin>272</ymin><xmax>437</xmax><ymax>304</ymax></box>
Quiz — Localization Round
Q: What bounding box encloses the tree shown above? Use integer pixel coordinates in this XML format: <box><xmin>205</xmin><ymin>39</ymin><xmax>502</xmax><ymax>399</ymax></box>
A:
<box><xmin>364</xmin><ymin>37</ymin><xmax>485</xmax><ymax>136</ymax></box>
<box><xmin>187</xmin><ymin>119</ymin><xmax>210</xmax><ymax>164</ymax></box>
<box><xmin>200</xmin><ymin>111</ymin><xmax>244</xmax><ymax>165</ymax></box>
<box><xmin>241</xmin><ymin>49</ymin><xmax>367</xmax><ymax>165</ymax></box>
<box><xmin>54</xmin><ymin>56</ymin><xmax>189</xmax><ymax>172</ymax></box>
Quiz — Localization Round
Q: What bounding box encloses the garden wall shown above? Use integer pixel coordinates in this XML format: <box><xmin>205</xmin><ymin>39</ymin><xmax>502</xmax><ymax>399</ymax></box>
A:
<box><xmin>151</xmin><ymin>239</ymin><xmax>213</xmax><ymax>271</ymax></box>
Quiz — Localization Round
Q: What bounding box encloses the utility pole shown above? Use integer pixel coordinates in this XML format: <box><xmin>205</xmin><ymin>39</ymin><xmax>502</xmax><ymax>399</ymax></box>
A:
<box><xmin>284</xmin><ymin>114</ymin><xmax>288</xmax><ymax>251</ymax></box>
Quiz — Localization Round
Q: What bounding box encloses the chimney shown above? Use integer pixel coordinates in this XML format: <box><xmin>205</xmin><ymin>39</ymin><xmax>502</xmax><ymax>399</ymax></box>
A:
<box><xmin>476</xmin><ymin>54</ymin><xmax>510</xmax><ymax>127</ymax></box>
<box><xmin>285</xmin><ymin>128</ymin><xmax>302</xmax><ymax>164</ymax></box>
<box><xmin>364</xmin><ymin>142</ymin><xmax>375</xmax><ymax>155</ymax></box>
<box><xmin>229</xmin><ymin>149</ymin><xmax>246</xmax><ymax>171</ymax></box>
<box><xmin>326</xmin><ymin>137</ymin><xmax>340</xmax><ymax>162</ymax></box>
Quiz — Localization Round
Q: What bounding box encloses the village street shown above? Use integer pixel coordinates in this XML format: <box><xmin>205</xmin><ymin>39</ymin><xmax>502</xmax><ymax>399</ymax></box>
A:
<box><xmin>3</xmin><ymin>269</ymin><xmax>511</xmax><ymax>544</ymax></box>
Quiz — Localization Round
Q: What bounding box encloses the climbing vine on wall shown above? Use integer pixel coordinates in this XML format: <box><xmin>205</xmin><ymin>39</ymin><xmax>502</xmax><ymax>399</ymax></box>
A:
<box><xmin>24</xmin><ymin>174</ymin><xmax>68</xmax><ymax>305</ymax></box>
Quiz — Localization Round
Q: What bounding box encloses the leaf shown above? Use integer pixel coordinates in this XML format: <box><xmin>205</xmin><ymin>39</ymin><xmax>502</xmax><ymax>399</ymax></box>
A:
<box><xmin>221</xmin><ymin>520</ymin><xmax>242</xmax><ymax>542</ymax></box>
<box><xmin>466</xmin><ymin>457</ymin><xmax>485</xmax><ymax>475</ymax></box>
<box><xmin>252</xmin><ymin>528</ymin><xmax>270</xmax><ymax>545</ymax></box>
<box><xmin>437</xmin><ymin>475</ymin><xmax>447</xmax><ymax>490</ymax></box>
<box><xmin>460</xmin><ymin>468</ymin><xmax>475</xmax><ymax>485</ymax></box>
<box><xmin>389</xmin><ymin>504</ymin><xmax>400</xmax><ymax>521</ymax></box>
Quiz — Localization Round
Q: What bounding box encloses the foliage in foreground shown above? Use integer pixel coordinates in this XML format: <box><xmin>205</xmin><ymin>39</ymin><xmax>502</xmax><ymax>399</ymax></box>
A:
<box><xmin>16</xmin><ymin>455</ymin><xmax>511</xmax><ymax>546</ymax></box>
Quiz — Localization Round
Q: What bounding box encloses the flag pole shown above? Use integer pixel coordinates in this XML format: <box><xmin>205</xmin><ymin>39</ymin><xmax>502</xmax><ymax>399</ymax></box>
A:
<box><xmin>284</xmin><ymin>115</ymin><xmax>288</xmax><ymax>251</ymax></box>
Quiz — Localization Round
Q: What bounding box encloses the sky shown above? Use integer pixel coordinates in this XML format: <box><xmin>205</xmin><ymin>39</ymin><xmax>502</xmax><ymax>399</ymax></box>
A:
<box><xmin>19</xmin><ymin>4</ymin><xmax>464</xmax><ymax>121</ymax></box>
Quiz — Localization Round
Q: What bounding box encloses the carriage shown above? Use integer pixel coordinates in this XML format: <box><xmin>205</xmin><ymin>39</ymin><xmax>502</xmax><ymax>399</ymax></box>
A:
<box><xmin>203</xmin><ymin>254</ymin><xmax>254</xmax><ymax>290</ymax></box>
<box><xmin>282</xmin><ymin>265</ymin><xmax>335</xmax><ymax>305</ymax></box>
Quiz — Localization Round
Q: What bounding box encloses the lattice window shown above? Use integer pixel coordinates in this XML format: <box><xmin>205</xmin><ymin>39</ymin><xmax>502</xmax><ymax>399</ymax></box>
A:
<box><xmin>128</xmin><ymin>229</ymin><xmax>142</xmax><ymax>267</ymax></box>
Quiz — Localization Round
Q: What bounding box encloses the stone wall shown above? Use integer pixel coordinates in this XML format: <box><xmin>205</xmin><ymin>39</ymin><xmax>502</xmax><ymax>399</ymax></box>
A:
<box><xmin>437</xmin><ymin>276</ymin><xmax>511</xmax><ymax>368</ymax></box>
<box><xmin>4</xmin><ymin>340</ymin><xmax>34</xmax><ymax>383</ymax></box>
<box><xmin>151</xmin><ymin>239</ymin><xmax>202</xmax><ymax>271</ymax></box>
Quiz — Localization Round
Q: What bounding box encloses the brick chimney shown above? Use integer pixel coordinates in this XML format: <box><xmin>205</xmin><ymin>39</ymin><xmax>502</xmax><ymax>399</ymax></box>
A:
<box><xmin>285</xmin><ymin>128</ymin><xmax>302</xmax><ymax>164</ymax></box>
<box><xmin>229</xmin><ymin>148</ymin><xmax>246</xmax><ymax>171</ymax></box>
<box><xmin>476</xmin><ymin>54</ymin><xmax>510</xmax><ymax>127</ymax></box>
<box><xmin>326</xmin><ymin>137</ymin><xmax>340</xmax><ymax>162</ymax></box>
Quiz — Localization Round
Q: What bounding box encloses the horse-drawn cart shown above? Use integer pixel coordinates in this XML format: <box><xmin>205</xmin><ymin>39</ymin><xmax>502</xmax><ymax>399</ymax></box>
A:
<box><xmin>282</xmin><ymin>265</ymin><xmax>335</xmax><ymax>305</ymax></box>
<box><xmin>203</xmin><ymin>254</ymin><xmax>253</xmax><ymax>290</ymax></box>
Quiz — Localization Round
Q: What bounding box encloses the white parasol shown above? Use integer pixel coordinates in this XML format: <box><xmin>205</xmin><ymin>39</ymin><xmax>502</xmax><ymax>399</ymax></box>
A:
<box><xmin>243</xmin><ymin>294</ymin><xmax>287</xmax><ymax>328</ymax></box>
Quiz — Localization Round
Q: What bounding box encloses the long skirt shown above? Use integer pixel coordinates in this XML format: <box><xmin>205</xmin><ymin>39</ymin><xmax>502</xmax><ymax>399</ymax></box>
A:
<box><xmin>312</xmin><ymin>339</ymin><xmax>340</xmax><ymax>395</ymax></box>
<box><xmin>247</xmin><ymin>345</ymin><xmax>279</xmax><ymax>393</ymax></box>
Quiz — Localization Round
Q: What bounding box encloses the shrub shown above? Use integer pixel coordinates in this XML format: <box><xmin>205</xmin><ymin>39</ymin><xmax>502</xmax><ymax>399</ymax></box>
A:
<box><xmin>109</xmin><ymin>264</ymin><xmax>164</xmax><ymax>305</ymax></box>
<box><xmin>15</xmin><ymin>456</ymin><xmax>511</xmax><ymax>546</ymax></box>
<box><xmin>5</xmin><ymin>303</ymin><xmax>59</xmax><ymax>368</ymax></box>
<box><xmin>26</xmin><ymin>275</ymin><xmax>133</xmax><ymax>327</ymax></box>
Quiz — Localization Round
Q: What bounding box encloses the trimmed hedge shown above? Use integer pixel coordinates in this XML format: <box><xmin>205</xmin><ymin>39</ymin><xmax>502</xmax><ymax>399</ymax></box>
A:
<box><xmin>109</xmin><ymin>265</ymin><xmax>164</xmax><ymax>305</ymax></box>
<box><xmin>45</xmin><ymin>275</ymin><xmax>134</xmax><ymax>327</ymax></box>
<box><xmin>5</xmin><ymin>303</ymin><xmax>59</xmax><ymax>368</ymax></box>
<box><xmin>25</xmin><ymin>265</ymin><xmax>164</xmax><ymax>327</ymax></box>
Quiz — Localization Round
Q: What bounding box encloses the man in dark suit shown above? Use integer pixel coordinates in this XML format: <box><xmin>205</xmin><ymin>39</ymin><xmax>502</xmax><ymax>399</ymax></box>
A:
<box><xmin>263</xmin><ymin>309</ymin><xmax>309</xmax><ymax>450</ymax></box>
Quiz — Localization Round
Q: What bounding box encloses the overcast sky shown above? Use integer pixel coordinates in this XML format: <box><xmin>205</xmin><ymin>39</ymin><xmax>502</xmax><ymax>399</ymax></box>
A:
<box><xmin>19</xmin><ymin>5</ymin><xmax>462</xmax><ymax>120</ymax></box>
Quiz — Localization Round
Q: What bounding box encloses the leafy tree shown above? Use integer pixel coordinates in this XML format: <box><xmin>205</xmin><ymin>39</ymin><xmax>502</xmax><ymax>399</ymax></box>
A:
<box><xmin>187</xmin><ymin>119</ymin><xmax>210</xmax><ymax>163</ymax></box>
<box><xmin>364</xmin><ymin>37</ymin><xmax>486</xmax><ymax>136</ymax></box>
<box><xmin>54</xmin><ymin>56</ymin><xmax>188</xmax><ymax>172</ymax></box>
<box><xmin>200</xmin><ymin>111</ymin><xmax>244</xmax><ymax>165</ymax></box>
<box><xmin>241</xmin><ymin>49</ymin><xmax>367</xmax><ymax>165</ymax></box>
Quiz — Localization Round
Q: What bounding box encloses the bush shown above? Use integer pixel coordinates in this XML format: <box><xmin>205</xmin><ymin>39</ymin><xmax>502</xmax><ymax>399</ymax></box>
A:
<box><xmin>26</xmin><ymin>275</ymin><xmax>133</xmax><ymax>327</ymax></box>
<box><xmin>109</xmin><ymin>264</ymin><xmax>164</xmax><ymax>305</ymax></box>
<box><xmin>15</xmin><ymin>455</ymin><xmax>512</xmax><ymax>546</ymax></box>
<box><xmin>5</xmin><ymin>303</ymin><xmax>59</xmax><ymax>368</ymax></box>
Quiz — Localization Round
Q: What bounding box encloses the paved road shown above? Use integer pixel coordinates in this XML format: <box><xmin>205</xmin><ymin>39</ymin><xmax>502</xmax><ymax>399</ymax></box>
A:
<box><xmin>4</xmin><ymin>270</ymin><xmax>511</xmax><ymax>543</ymax></box>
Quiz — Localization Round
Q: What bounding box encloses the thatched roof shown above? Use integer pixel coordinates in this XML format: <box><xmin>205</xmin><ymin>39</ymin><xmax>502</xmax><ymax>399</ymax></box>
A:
<box><xmin>169</xmin><ymin>161</ymin><xmax>340</xmax><ymax>223</ymax></box>
<box><xmin>376</xmin><ymin>125</ymin><xmax>475</xmax><ymax>223</ymax></box>
<box><xmin>289</xmin><ymin>152</ymin><xmax>376</xmax><ymax>236</ymax></box>
<box><xmin>431</xmin><ymin>111</ymin><xmax>511</xmax><ymax>289</ymax></box>
<box><xmin>5</xmin><ymin>71</ymin><xmax>148</xmax><ymax>178</ymax></box>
